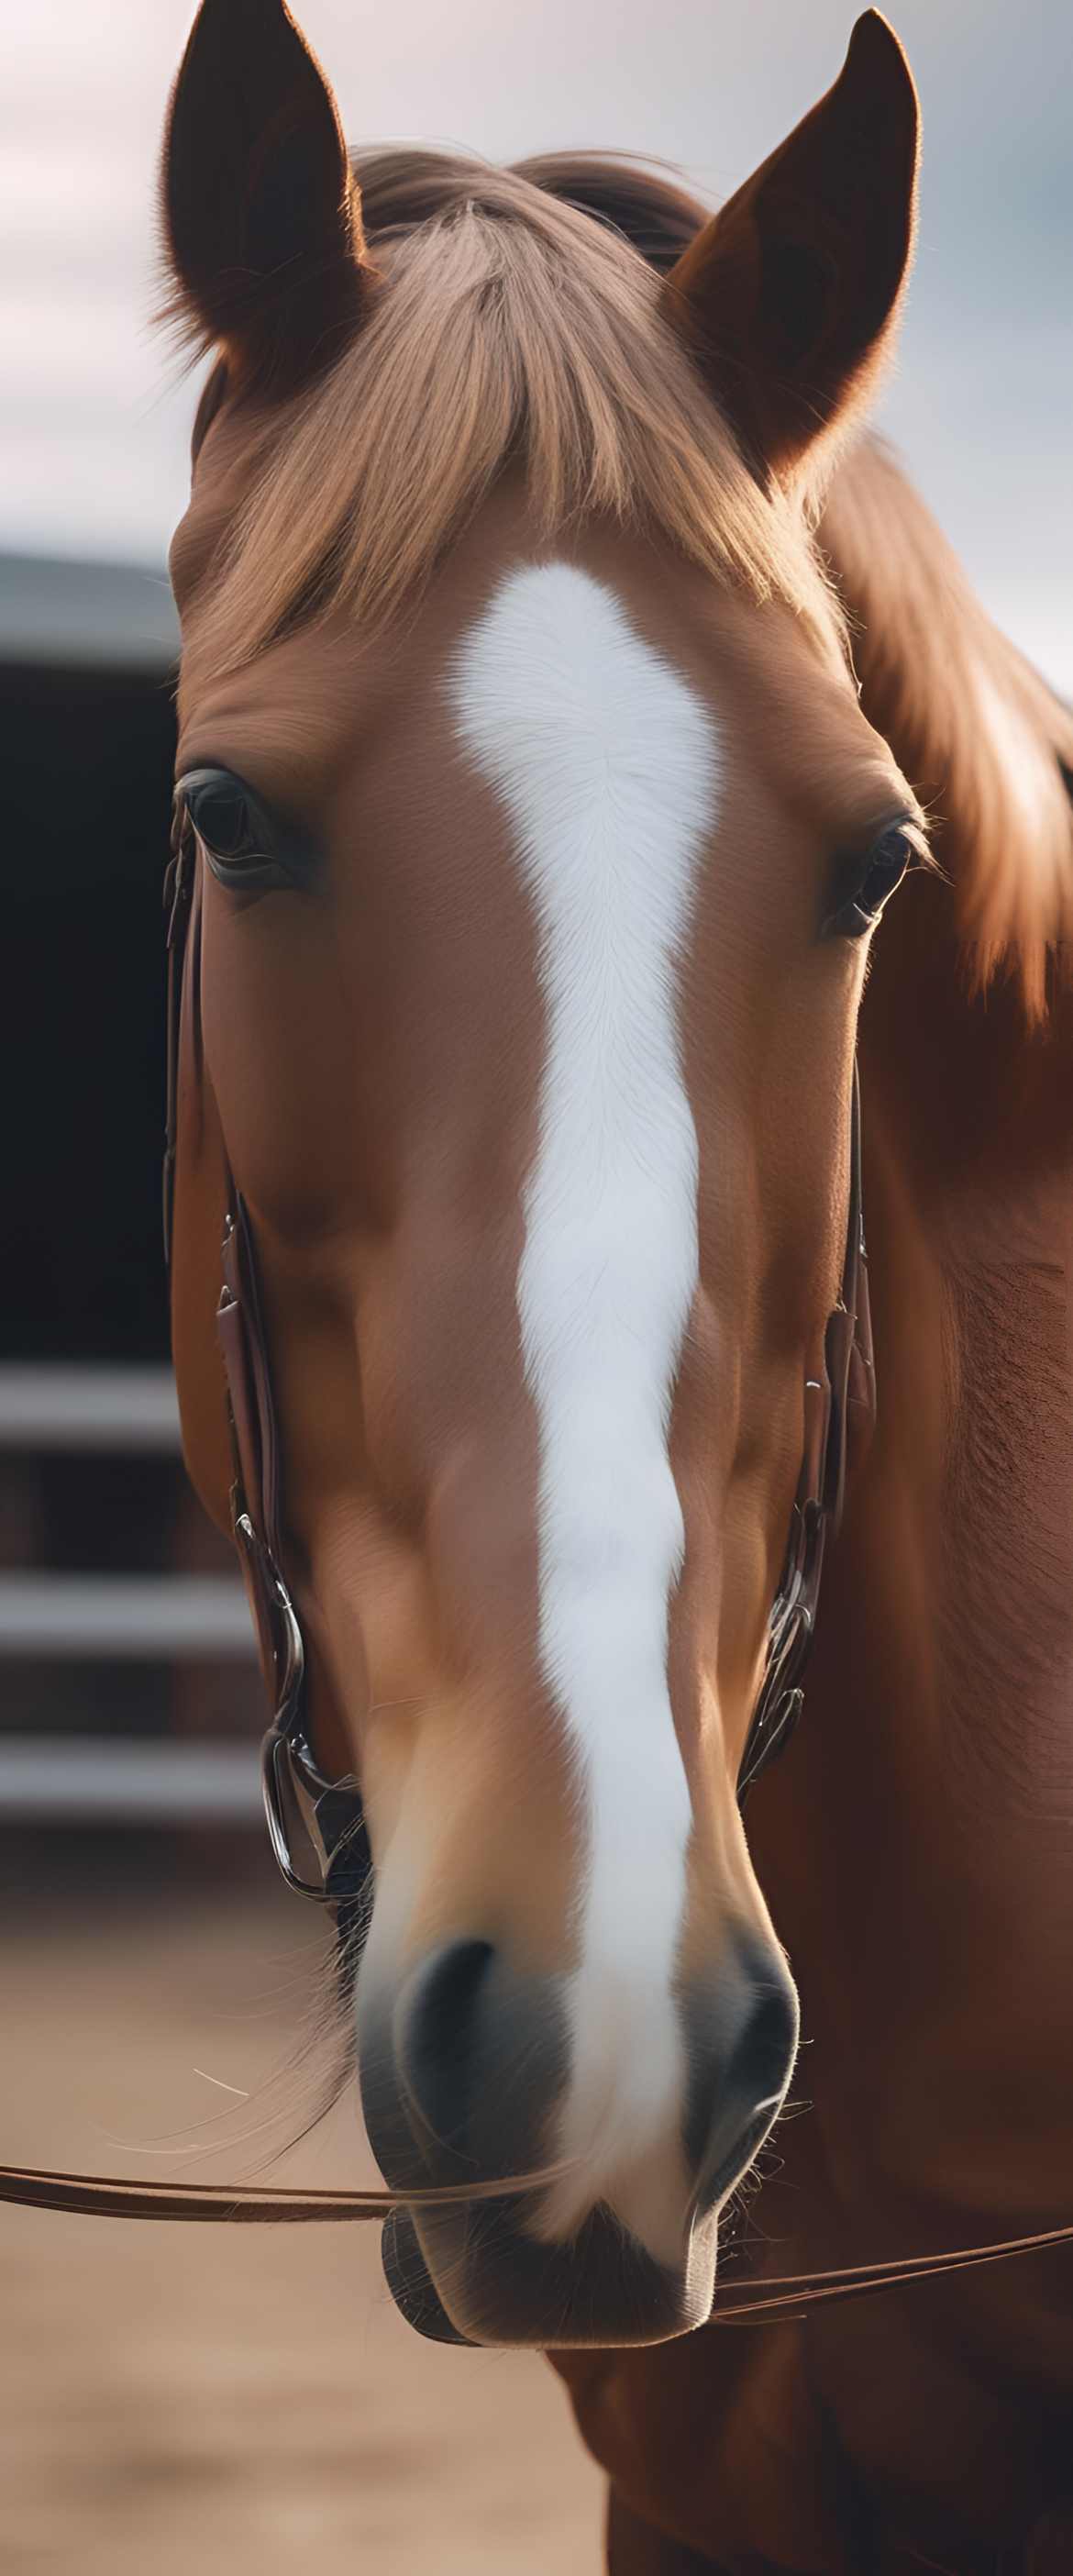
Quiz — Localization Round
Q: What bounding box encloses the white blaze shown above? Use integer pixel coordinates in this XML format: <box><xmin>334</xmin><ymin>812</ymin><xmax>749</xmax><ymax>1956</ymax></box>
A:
<box><xmin>451</xmin><ymin>562</ymin><xmax>719</xmax><ymax>2247</ymax></box>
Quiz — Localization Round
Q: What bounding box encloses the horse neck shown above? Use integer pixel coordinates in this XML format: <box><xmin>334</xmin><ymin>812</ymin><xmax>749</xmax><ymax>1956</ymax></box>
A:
<box><xmin>747</xmin><ymin>898</ymin><xmax>1073</xmax><ymax>2215</ymax></box>
<box><xmin>857</xmin><ymin>891</ymin><xmax>1073</xmax><ymax>1847</ymax></box>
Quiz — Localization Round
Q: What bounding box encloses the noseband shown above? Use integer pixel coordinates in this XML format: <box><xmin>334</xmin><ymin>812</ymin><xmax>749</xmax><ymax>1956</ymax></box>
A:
<box><xmin>164</xmin><ymin>809</ymin><xmax>876</xmax><ymax>1914</ymax></box>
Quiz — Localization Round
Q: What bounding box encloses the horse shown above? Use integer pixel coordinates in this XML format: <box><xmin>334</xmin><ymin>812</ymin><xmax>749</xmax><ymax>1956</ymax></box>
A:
<box><xmin>153</xmin><ymin>0</ymin><xmax>1073</xmax><ymax>2565</ymax></box>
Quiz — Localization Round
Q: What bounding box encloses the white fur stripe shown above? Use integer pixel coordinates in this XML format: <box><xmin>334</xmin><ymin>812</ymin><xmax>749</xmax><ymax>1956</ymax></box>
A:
<box><xmin>451</xmin><ymin>563</ymin><xmax>719</xmax><ymax>2244</ymax></box>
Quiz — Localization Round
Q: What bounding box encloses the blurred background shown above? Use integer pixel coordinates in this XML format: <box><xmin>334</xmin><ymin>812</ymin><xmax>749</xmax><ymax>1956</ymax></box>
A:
<box><xmin>3</xmin><ymin>0</ymin><xmax>1070</xmax><ymax>681</ymax></box>
<box><xmin>0</xmin><ymin>2</ymin><xmax>1068</xmax><ymax>2569</ymax></box>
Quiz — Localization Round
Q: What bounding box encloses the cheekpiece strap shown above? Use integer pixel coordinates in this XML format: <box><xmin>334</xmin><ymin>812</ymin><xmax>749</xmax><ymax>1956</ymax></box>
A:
<box><xmin>736</xmin><ymin>1062</ymin><xmax>875</xmax><ymax>1805</ymax></box>
<box><xmin>162</xmin><ymin>813</ymin><xmax>369</xmax><ymax>1918</ymax></box>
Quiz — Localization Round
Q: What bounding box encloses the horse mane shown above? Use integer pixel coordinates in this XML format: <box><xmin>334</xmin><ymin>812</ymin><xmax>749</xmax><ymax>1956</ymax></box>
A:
<box><xmin>821</xmin><ymin>439</ymin><xmax>1073</xmax><ymax>1024</ymax></box>
<box><xmin>175</xmin><ymin>150</ymin><xmax>844</xmax><ymax>713</ymax></box>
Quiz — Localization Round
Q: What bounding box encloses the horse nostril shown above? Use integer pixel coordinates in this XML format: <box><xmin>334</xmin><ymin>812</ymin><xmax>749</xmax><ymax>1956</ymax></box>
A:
<box><xmin>685</xmin><ymin>1953</ymin><xmax>799</xmax><ymax>2214</ymax></box>
<box><xmin>731</xmin><ymin>1980</ymin><xmax>800</xmax><ymax>2114</ymax></box>
<box><xmin>399</xmin><ymin>1940</ymin><xmax>495</xmax><ymax>2155</ymax></box>
<box><xmin>382</xmin><ymin>1942</ymin><xmax>569</xmax><ymax>2183</ymax></box>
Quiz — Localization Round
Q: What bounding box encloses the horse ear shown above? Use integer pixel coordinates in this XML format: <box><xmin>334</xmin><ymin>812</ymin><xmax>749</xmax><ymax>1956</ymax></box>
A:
<box><xmin>665</xmin><ymin>10</ymin><xmax>918</xmax><ymax>483</ymax></box>
<box><xmin>162</xmin><ymin>0</ymin><xmax>375</xmax><ymax>403</ymax></box>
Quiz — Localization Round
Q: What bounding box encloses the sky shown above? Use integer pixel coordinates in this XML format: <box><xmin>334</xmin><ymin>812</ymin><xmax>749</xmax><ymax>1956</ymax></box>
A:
<box><xmin>1</xmin><ymin>0</ymin><xmax>1069</xmax><ymax>688</ymax></box>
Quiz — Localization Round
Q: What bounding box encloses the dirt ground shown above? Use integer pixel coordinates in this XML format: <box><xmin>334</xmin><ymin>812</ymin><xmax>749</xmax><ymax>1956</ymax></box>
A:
<box><xmin>0</xmin><ymin>1845</ymin><xmax>605</xmax><ymax>2575</ymax></box>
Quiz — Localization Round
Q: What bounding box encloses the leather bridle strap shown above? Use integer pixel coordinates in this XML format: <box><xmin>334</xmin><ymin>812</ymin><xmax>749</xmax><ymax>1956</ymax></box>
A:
<box><xmin>2</xmin><ymin>2159</ymin><xmax>1072</xmax><ymax>2325</ymax></box>
<box><xmin>162</xmin><ymin>795</ymin><xmax>194</xmax><ymax>1272</ymax></box>
<box><xmin>736</xmin><ymin>1061</ymin><xmax>875</xmax><ymax>1803</ymax></box>
<box><xmin>164</xmin><ymin>806</ymin><xmax>370</xmax><ymax>1917</ymax></box>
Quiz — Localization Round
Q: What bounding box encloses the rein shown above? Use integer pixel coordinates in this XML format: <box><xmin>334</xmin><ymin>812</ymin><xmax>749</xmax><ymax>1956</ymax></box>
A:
<box><xmin>1</xmin><ymin>2160</ymin><xmax>1072</xmax><ymax>2325</ymax></box>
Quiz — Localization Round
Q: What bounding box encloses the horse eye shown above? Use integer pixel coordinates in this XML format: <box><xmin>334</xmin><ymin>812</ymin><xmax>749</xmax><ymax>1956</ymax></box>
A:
<box><xmin>822</xmin><ymin>821</ymin><xmax>921</xmax><ymax>941</ymax></box>
<box><xmin>179</xmin><ymin>768</ymin><xmax>270</xmax><ymax>870</ymax></box>
<box><xmin>175</xmin><ymin>766</ymin><xmax>314</xmax><ymax>891</ymax></box>
<box><xmin>189</xmin><ymin>779</ymin><xmax>263</xmax><ymax>864</ymax></box>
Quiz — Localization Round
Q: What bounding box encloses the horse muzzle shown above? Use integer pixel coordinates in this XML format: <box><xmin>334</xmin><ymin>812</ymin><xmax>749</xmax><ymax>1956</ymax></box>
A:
<box><xmin>357</xmin><ymin>1935</ymin><xmax>798</xmax><ymax>2346</ymax></box>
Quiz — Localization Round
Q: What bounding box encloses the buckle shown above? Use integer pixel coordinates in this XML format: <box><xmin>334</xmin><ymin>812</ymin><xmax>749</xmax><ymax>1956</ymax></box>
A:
<box><xmin>234</xmin><ymin>1511</ymin><xmax>370</xmax><ymax>1906</ymax></box>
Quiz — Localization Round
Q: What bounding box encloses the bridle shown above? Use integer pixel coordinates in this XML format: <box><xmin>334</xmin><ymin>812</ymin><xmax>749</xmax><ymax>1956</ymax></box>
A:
<box><xmin>2</xmin><ymin>805</ymin><xmax>1071</xmax><ymax>2320</ymax></box>
<box><xmin>163</xmin><ymin>800</ymin><xmax>877</xmax><ymax>1906</ymax></box>
<box><xmin>163</xmin><ymin>801</ymin><xmax>371</xmax><ymax>1925</ymax></box>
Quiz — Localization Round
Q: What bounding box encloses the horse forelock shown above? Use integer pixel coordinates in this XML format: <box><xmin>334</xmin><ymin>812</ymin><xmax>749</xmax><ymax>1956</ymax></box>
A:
<box><xmin>172</xmin><ymin>148</ymin><xmax>846</xmax><ymax>722</ymax></box>
<box><xmin>354</xmin><ymin>146</ymin><xmax>710</xmax><ymax>277</ymax></box>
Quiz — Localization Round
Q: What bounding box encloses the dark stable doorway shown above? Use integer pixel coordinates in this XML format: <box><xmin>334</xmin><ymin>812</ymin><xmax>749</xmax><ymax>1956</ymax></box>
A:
<box><xmin>0</xmin><ymin>660</ymin><xmax>176</xmax><ymax>1360</ymax></box>
<box><xmin>0</xmin><ymin>656</ymin><xmax>266</xmax><ymax>1816</ymax></box>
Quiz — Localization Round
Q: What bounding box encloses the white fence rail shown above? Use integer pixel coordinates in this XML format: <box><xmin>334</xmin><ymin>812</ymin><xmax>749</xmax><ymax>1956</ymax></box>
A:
<box><xmin>0</xmin><ymin>1363</ymin><xmax>263</xmax><ymax>1825</ymax></box>
<box><xmin>0</xmin><ymin>1362</ymin><xmax>183</xmax><ymax>1451</ymax></box>
<box><xmin>0</xmin><ymin>1571</ymin><xmax>256</xmax><ymax>1660</ymax></box>
<box><xmin>0</xmin><ymin>1737</ymin><xmax>261</xmax><ymax>1822</ymax></box>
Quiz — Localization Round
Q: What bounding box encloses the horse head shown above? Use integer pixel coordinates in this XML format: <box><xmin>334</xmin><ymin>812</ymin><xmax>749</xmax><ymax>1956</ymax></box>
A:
<box><xmin>161</xmin><ymin>0</ymin><xmax>923</xmax><ymax>2346</ymax></box>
